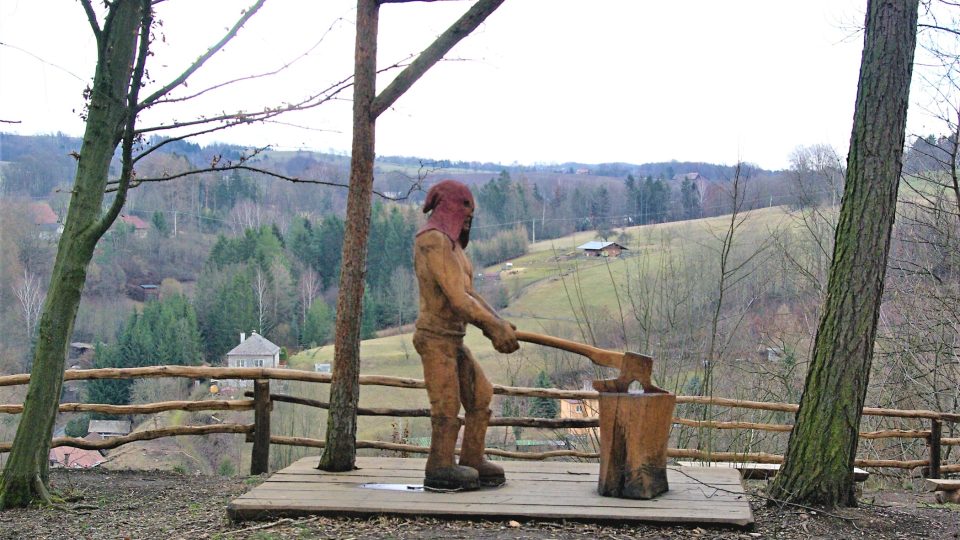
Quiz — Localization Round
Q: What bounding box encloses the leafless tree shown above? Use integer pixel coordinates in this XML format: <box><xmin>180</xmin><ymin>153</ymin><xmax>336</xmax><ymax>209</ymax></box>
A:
<box><xmin>13</xmin><ymin>270</ymin><xmax>45</xmax><ymax>340</ymax></box>
<box><xmin>229</xmin><ymin>200</ymin><xmax>263</xmax><ymax>235</ymax></box>
<box><xmin>299</xmin><ymin>266</ymin><xmax>321</xmax><ymax>328</ymax></box>
<box><xmin>387</xmin><ymin>267</ymin><xmax>416</xmax><ymax>329</ymax></box>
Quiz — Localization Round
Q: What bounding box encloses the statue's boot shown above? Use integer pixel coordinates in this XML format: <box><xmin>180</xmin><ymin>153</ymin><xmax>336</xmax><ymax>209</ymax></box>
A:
<box><xmin>459</xmin><ymin>409</ymin><xmax>505</xmax><ymax>487</ymax></box>
<box><xmin>424</xmin><ymin>416</ymin><xmax>479</xmax><ymax>491</ymax></box>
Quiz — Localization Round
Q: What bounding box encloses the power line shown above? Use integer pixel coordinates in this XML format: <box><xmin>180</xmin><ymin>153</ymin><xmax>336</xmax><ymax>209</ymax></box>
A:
<box><xmin>0</xmin><ymin>40</ymin><xmax>87</xmax><ymax>82</ymax></box>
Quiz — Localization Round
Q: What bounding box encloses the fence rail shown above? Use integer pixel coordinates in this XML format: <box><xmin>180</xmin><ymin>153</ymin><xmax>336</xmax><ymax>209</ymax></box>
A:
<box><xmin>0</xmin><ymin>366</ymin><xmax>956</xmax><ymax>477</ymax></box>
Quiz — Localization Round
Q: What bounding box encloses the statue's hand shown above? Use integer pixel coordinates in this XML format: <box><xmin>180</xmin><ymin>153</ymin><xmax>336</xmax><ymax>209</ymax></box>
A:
<box><xmin>486</xmin><ymin>320</ymin><xmax>519</xmax><ymax>354</ymax></box>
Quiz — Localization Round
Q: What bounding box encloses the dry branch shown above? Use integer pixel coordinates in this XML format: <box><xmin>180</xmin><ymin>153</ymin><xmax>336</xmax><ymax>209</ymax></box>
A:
<box><xmin>370</xmin><ymin>0</ymin><xmax>506</xmax><ymax>118</ymax></box>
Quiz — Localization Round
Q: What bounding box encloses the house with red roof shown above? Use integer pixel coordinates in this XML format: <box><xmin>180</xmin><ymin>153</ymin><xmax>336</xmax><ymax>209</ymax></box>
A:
<box><xmin>119</xmin><ymin>214</ymin><xmax>150</xmax><ymax>238</ymax></box>
<box><xmin>49</xmin><ymin>446</ymin><xmax>105</xmax><ymax>469</ymax></box>
<box><xmin>28</xmin><ymin>201</ymin><xmax>63</xmax><ymax>239</ymax></box>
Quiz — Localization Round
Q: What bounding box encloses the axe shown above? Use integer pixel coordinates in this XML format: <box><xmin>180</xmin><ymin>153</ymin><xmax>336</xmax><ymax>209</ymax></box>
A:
<box><xmin>515</xmin><ymin>330</ymin><xmax>667</xmax><ymax>394</ymax></box>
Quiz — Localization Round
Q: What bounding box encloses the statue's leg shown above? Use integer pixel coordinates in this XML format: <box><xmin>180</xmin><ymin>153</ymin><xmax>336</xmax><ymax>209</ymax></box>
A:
<box><xmin>414</xmin><ymin>332</ymin><xmax>479</xmax><ymax>491</ymax></box>
<box><xmin>456</xmin><ymin>345</ymin><xmax>505</xmax><ymax>487</ymax></box>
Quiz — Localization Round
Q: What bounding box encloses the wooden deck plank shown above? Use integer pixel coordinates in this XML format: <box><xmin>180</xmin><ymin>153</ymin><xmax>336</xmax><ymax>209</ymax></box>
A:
<box><xmin>676</xmin><ymin>460</ymin><xmax>870</xmax><ymax>481</ymax></box>
<box><xmin>229</xmin><ymin>456</ymin><xmax>754</xmax><ymax>527</ymax></box>
<box><xmin>267</xmin><ymin>469</ymin><xmax>746</xmax><ymax>486</ymax></box>
<box><xmin>284</xmin><ymin>457</ymin><xmax>747</xmax><ymax>479</ymax></box>
<box><xmin>230</xmin><ymin>500</ymin><xmax>752</xmax><ymax>526</ymax></box>
<box><xmin>241</xmin><ymin>482</ymin><xmax>745</xmax><ymax>499</ymax></box>
<box><xmin>234</xmin><ymin>487</ymin><xmax>747</xmax><ymax>506</ymax></box>
<box><xmin>275</xmin><ymin>460</ymin><xmax>745</xmax><ymax>486</ymax></box>
<box><xmin>926</xmin><ymin>479</ymin><xmax>960</xmax><ymax>491</ymax></box>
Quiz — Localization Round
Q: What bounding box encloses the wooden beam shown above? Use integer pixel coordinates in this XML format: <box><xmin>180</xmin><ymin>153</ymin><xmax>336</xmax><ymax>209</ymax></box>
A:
<box><xmin>0</xmin><ymin>399</ymin><xmax>254</xmax><ymax>415</ymax></box>
<box><xmin>0</xmin><ymin>424</ymin><xmax>252</xmax><ymax>452</ymax></box>
<box><xmin>251</xmin><ymin>379</ymin><xmax>271</xmax><ymax>475</ymax></box>
<box><xmin>0</xmin><ymin>366</ymin><xmax>956</xmax><ymax>422</ymax></box>
<box><xmin>925</xmin><ymin>419</ymin><xmax>942</xmax><ymax>479</ymax></box>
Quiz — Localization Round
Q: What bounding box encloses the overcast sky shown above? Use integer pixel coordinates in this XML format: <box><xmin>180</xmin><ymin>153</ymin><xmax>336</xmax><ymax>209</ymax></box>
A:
<box><xmin>0</xmin><ymin>1</ymin><xmax>952</xmax><ymax>170</ymax></box>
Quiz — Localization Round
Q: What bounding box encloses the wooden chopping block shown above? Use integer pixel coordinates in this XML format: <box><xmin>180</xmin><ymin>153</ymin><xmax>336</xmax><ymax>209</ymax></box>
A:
<box><xmin>515</xmin><ymin>331</ymin><xmax>676</xmax><ymax>499</ymax></box>
<box><xmin>594</xmin><ymin>352</ymin><xmax>675</xmax><ymax>499</ymax></box>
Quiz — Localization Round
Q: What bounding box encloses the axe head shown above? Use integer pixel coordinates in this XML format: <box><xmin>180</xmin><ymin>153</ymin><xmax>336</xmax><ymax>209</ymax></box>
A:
<box><xmin>593</xmin><ymin>351</ymin><xmax>667</xmax><ymax>394</ymax></box>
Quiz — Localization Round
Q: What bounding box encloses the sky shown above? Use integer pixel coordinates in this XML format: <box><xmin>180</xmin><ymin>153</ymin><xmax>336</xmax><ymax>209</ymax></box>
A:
<box><xmin>0</xmin><ymin>1</ymin><xmax>953</xmax><ymax>170</ymax></box>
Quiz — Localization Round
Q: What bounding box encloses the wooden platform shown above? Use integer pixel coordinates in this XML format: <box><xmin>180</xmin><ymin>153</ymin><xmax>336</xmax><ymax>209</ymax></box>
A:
<box><xmin>228</xmin><ymin>457</ymin><xmax>754</xmax><ymax>527</ymax></box>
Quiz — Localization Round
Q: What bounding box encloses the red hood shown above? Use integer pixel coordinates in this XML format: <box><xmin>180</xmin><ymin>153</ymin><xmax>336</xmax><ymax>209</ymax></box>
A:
<box><xmin>417</xmin><ymin>180</ymin><xmax>475</xmax><ymax>248</ymax></box>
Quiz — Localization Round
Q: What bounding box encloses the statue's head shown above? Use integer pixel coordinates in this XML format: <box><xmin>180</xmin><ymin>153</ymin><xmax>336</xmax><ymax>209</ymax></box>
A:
<box><xmin>421</xmin><ymin>179</ymin><xmax>475</xmax><ymax>248</ymax></box>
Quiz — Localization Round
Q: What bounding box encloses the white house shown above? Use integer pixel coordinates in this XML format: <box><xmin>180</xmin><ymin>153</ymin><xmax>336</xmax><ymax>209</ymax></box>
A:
<box><xmin>87</xmin><ymin>420</ymin><xmax>132</xmax><ymax>439</ymax></box>
<box><xmin>223</xmin><ymin>332</ymin><xmax>281</xmax><ymax>388</ymax></box>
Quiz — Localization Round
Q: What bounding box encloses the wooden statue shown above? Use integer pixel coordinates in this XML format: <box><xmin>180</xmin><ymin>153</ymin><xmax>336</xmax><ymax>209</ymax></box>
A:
<box><xmin>413</xmin><ymin>180</ymin><xmax>519</xmax><ymax>491</ymax></box>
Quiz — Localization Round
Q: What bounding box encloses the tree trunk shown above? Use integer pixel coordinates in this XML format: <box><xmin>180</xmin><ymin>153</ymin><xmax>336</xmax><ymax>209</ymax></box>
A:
<box><xmin>769</xmin><ymin>0</ymin><xmax>918</xmax><ymax>507</ymax></box>
<box><xmin>318</xmin><ymin>0</ymin><xmax>379</xmax><ymax>472</ymax></box>
<box><xmin>318</xmin><ymin>0</ymin><xmax>504</xmax><ymax>471</ymax></box>
<box><xmin>0</xmin><ymin>1</ymin><xmax>145</xmax><ymax>508</ymax></box>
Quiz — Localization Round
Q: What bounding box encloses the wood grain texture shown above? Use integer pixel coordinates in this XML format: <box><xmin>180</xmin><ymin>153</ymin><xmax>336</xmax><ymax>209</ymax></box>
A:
<box><xmin>597</xmin><ymin>392</ymin><xmax>675</xmax><ymax>499</ymax></box>
<box><xmin>228</xmin><ymin>456</ymin><xmax>752</xmax><ymax>527</ymax></box>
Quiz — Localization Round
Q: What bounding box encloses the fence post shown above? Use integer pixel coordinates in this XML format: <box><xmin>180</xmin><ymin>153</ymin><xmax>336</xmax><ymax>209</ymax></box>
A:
<box><xmin>925</xmin><ymin>418</ymin><xmax>941</xmax><ymax>479</ymax></box>
<box><xmin>251</xmin><ymin>379</ymin><xmax>271</xmax><ymax>475</ymax></box>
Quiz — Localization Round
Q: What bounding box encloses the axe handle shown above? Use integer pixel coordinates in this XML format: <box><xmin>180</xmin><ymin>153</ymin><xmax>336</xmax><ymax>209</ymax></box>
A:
<box><xmin>515</xmin><ymin>330</ymin><xmax>622</xmax><ymax>370</ymax></box>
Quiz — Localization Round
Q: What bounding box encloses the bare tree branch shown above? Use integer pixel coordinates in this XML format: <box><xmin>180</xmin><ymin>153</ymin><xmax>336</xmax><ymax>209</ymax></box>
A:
<box><xmin>79</xmin><ymin>0</ymin><xmax>102</xmax><ymax>43</ymax></box>
<box><xmin>132</xmin><ymin>55</ymin><xmax>413</xmax><ymax>148</ymax></box>
<box><xmin>919</xmin><ymin>22</ymin><xmax>960</xmax><ymax>37</ymax></box>
<box><xmin>371</xmin><ymin>0</ymin><xmax>505</xmax><ymax>118</ymax></box>
<box><xmin>145</xmin><ymin>16</ymin><xmax>347</xmax><ymax>108</ymax></box>
<box><xmin>107</xmin><ymin>162</ymin><xmax>404</xmax><ymax>200</ymax></box>
<box><xmin>138</xmin><ymin>0</ymin><xmax>267</xmax><ymax>109</ymax></box>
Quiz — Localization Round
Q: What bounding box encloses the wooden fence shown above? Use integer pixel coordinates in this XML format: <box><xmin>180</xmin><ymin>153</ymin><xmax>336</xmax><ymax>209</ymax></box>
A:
<box><xmin>0</xmin><ymin>366</ymin><xmax>957</xmax><ymax>477</ymax></box>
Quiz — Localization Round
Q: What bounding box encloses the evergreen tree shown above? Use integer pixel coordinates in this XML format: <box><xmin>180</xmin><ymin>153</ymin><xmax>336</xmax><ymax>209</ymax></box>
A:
<box><xmin>315</xmin><ymin>215</ymin><xmax>345</xmax><ymax>289</ymax></box>
<box><xmin>681</xmin><ymin>178</ymin><xmax>701</xmax><ymax>219</ymax></box>
<box><xmin>86</xmin><ymin>344</ymin><xmax>132</xmax><ymax>408</ymax></box>
<box><xmin>197</xmin><ymin>264</ymin><xmax>258</xmax><ymax>360</ymax></box>
<box><xmin>360</xmin><ymin>288</ymin><xmax>378</xmax><ymax>340</ymax></box>
<box><xmin>529</xmin><ymin>371</ymin><xmax>559</xmax><ymax>418</ymax></box>
<box><xmin>302</xmin><ymin>299</ymin><xmax>334</xmax><ymax>347</ymax></box>
<box><xmin>151</xmin><ymin>211</ymin><xmax>169</xmax><ymax>237</ymax></box>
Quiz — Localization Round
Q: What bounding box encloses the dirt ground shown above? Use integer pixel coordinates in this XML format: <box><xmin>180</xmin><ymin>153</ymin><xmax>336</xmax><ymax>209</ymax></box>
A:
<box><xmin>0</xmin><ymin>468</ymin><xmax>957</xmax><ymax>539</ymax></box>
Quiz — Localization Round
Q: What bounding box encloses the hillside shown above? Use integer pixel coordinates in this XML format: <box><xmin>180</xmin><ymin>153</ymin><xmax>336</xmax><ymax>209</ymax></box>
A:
<box><xmin>289</xmin><ymin>205</ymin><xmax>802</xmax><ymax>442</ymax></box>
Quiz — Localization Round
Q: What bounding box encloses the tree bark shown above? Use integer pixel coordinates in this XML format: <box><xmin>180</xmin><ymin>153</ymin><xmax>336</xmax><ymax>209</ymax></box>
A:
<box><xmin>769</xmin><ymin>0</ymin><xmax>919</xmax><ymax>507</ymax></box>
<box><xmin>318</xmin><ymin>0</ymin><xmax>380</xmax><ymax>472</ymax></box>
<box><xmin>319</xmin><ymin>0</ymin><xmax>506</xmax><ymax>472</ymax></box>
<box><xmin>0</xmin><ymin>0</ymin><xmax>147</xmax><ymax>508</ymax></box>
